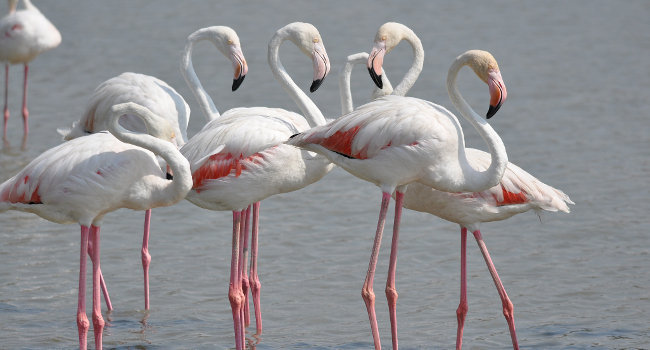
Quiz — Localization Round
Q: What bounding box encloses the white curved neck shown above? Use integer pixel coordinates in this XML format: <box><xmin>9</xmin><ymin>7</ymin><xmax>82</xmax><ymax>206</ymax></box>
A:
<box><xmin>447</xmin><ymin>56</ymin><xmax>508</xmax><ymax>191</ymax></box>
<box><xmin>392</xmin><ymin>29</ymin><xmax>424</xmax><ymax>97</ymax></box>
<box><xmin>181</xmin><ymin>29</ymin><xmax>221</xmax><ymax>123</ymax></box>
<box><xmin>109</xmin><ymin>104</ymin><xmax>192</xmax><ymax>206</ymax></box>
<box><xmin>268</xmin><ymin>29</ymin><xmax>326</xmax><ymax>127</ymax></box>
<box><xmin>339</xmin><ymin>52</ymin><xmax>393</xmax><ymax>115</ymax></box>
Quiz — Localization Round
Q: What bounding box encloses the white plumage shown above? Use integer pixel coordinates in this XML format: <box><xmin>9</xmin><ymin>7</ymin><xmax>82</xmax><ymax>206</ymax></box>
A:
<box><xmin>0</xmin><ymin>0</ymin><xmax>61</xmax><ymax>141</ymax></box>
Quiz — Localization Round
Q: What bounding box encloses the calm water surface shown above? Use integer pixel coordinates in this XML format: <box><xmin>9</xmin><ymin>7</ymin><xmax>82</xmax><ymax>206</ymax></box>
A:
<box><xmin>1</xmin><ymin>1</ymin><xmax>648</xmax><ymax>349</ymax></box>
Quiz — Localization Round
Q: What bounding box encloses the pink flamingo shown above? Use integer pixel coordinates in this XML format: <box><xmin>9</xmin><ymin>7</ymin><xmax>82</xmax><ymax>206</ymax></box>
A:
<box><xmin>287</xmin><ymin>26</ymin><xmax>509</xmax><ymax>349</ymax></box>
<box><xmin>0</xmin><ymin>102</ymin><xmax>192</xmax><ymax>350</ymax></box>
<box><xmin>57</xmin><ymin>72</ymin><xmax>190</xmax><ymax>311</ymax></box>
<box><xmin>0</xmin><ymin>0</ymin><xmax>60</xmax><ymax>143</ymax></box>
<box><xmin>180</xmin><ymin>22</ymin><xmax>332</xmax><ymax>350</ymax></box>
<box><xmin>344</xmin><ymin>23</ymin><xmax>573</xmax><ymax>349</ymax></box>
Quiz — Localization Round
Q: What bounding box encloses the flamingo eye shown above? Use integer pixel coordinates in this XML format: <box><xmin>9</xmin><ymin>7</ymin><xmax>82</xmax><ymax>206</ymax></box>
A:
<box><xmin>313</xmin><ymin>38</ymin><xmax>319</xmax><ymax>43</ymax></box>
<box><xmin>381</xmin><ymin>35</ymin><xmax>387</xmax><ymax>41</ymax></box>
<box><xmin>227</xmin><ymin>39</ymin><xmax>233</xmax><ymax>45</ymax></box>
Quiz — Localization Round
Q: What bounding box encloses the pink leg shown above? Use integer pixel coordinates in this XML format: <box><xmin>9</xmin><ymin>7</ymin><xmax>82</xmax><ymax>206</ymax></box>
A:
<box><xmin>89</xmin><ymin>225</ymin><xmax>105</xmax><ymax>350</ymax></box>
<box><xmin>386</xmin><ymin>190</ymin><xmax>404</xmax><ymax>350</ymax></box>
<box><xmin>88</xmin><ymin>233</ymin><xmax>113</xmax><ymax>311</ymax></box>
<box><xmin>77</xmin><ymin>226</ymin><xmax>90</xmax><ymax>350</ymax></box>
<box><xmin>249</xmin><ymin>201</ymin><xmax>262</xmax><ymax>335</ymax></box>
<box><xmin>142</xmin><ymin>208</ymin><xmax>152</xmax><ymax>310</ymax></box>
<box><xmin>241</xmin><ymin>205</ymin><xmax>251</xmax><ymax>328</ymax></box>
<box><xmin>456</xmin><ymin>227</ymin><xmax>469</xmax><ymax>350</ymax></box>
<box><xmin>21</xmin><ymin>64</ymin><xmax>28</xmax><ymax>141</ymax></box>
<box><xmin>3</xmin><ymin>64</ymin><xmax>8</xmax><ymax>140</ymax></box>
<box><xmin>237</xmin><ymin>209</ymin><xmax>247</xmax><ymax>344</ymax></box>
<box><xmin>229</xmin><ymin>211</ymin><xmax>245</xmax><ymax>350</ymax></box>
<box><xmin>472</xmin><ymin>230</ymin><xmax>519</xmax><ymax>350</ymax></box>
<box><xmin>362</xmin><ymin>191</ymin><xmax>391</xmax><ymax>350</ymax></box>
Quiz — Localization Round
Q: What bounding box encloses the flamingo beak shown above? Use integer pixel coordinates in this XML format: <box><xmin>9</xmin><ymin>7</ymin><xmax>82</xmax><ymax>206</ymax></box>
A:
<box><xmin>367</xmin><ymin>41</ymin><xmax>386</xmax><ymax>89</ymax></box>
<box><xmin>230</xmin><ymin>45</ymin><xmax>248</xmax><ymax>91</ymax></box>
<box><xmin>486</xmin><ymin>69</ymin><xmax>507</xmax><ymax>119</ymax></box>
<box><xmin>310</xmin><ymin>41</ymin><xmax>330</xmax><ymax>93</ymax></box>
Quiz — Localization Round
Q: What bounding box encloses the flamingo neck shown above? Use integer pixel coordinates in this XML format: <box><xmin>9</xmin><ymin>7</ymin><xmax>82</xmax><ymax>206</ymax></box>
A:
<box><xmin>446</xmin><ymin>55</ymin><xmax>508</xmax><ymax>192</ymax></box>
<box><xmin>339</xmin><ymin>52</ymin><xmax>393</xmax><ymax>115</ymax></box>
<box><xmin>22</xmin><ymin>0</ymin><xmax>37</xmax><ymax>12</ymax></box>
<box><xmin>268</xmin><ymin>29</ymin><xmax>326</xmax><ymax>127</ymax></box>
<box><xmin>392</xmin><ymin>28</ymin><xmax>424</xmax><ymax>97</ymax></box>
<box><xmin>181</xmin><ymin>29</ymin><xmax>221</xmax><ymax>123</ymax></box>
<box><xmin>108</xmin><ymin>104</ymin><xmax>192</xmax><ymax>207</ymax></box>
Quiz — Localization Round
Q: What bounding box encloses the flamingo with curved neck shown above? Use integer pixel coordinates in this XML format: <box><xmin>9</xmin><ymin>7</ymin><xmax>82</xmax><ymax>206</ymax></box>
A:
<box><xmin>0</xmin><ymin>102</ymin><xmax>192</xmax><ymax>350</ymax></box>
<box><xmin>287</xmin><ymin>23</ymin><xmax>509</xmax><ymax>349</ymax></box>
<box><xmin>345</xmin><ymin>42</ymin><xmax>571</xmax><ymax>349</ymax></box>
<box><xmin>181</xmin><ymin>26</ymin><xmax>248</xmax><ymax>123</ymax></box>
<box><xmin>180</xmin><ymin>22</ymin><xmax>332</xmax><ymax>350</ymax></box>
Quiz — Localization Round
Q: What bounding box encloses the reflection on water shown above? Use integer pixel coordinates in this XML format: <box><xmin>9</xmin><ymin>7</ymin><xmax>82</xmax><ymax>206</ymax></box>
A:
<box><xmin>0</xmin><ymin>0</ymin><xmax>649</xmax><ymax>349</ymax></box>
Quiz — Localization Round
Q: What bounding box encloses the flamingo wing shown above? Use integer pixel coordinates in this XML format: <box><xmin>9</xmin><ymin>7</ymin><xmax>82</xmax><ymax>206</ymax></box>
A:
<box><xmin>290</xmin><ymin>95</ymin><xmax>455</xmax><ymax>160</ymax></box>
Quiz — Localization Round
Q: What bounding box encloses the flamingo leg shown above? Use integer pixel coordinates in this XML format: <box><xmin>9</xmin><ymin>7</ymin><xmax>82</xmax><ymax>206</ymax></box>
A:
<box><xmin>362</xmin><ymin>191</ymin><xmax>391</xmax><ymax>350</ymax></box>
<box><xmin>21</xmin><ymin>64</ymin><xmax>28</xmax><ymax>141</ymax></box>
<box><xmin>89</xmin><ymin>225</ymin><xmax>105</xmax><ymax>350</ymax></box>
<box><xmin>456</xmin><ymin>227</ymin><xmax>469</xmax><ymax>350</ymax></box>
<box><xmin>87</xmin><ymin>233</ymin><xmax>113</xmax><ymax>311</ymax></box>
<box><xmin>228</xmin><ymin>210</ymin><xmax>245</xmax><ymax>350</ymax></box>
<box><xmin>3</xmin><ymin>64</ymin><xmax>8</xmax><ymax>141</ymax></box>
<box><xmin>249</xmin><ymin>201</ymin><xmax>262</xmax><ymax>335</ymax></box>
<box><xmin>77</xmin><ymin>225</ymin><xmax>90</xmax><ymax>350</ymax></box>
<box><xmin>237</xmin><ymin>208</ymin><xmax>247</xmax><ymax>345</ymax></box>
<box><xmin>142</xmin><ymin>208</ymin><xmax>152</xmax><ymax>310</ymax></box>
<box><xmin>386</xmin><ymin>189</ymin><xmax>405</xmax><ymax>350</ymax></box>
<box><xmin>471</xmin><ymin>230</ymin><xmax>519</xmax><ymax>350</ymax></box>
<box><xmin>241</xmin><ymin>205</ymin><xmax>251</xmax><ymax>328</ymax></box>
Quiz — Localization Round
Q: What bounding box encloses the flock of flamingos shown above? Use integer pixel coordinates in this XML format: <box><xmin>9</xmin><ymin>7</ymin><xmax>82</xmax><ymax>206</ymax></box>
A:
<box><xmin>0</xmin><ymin>1</ymin><xmax>573</xmax><ymax>349</ymax></box>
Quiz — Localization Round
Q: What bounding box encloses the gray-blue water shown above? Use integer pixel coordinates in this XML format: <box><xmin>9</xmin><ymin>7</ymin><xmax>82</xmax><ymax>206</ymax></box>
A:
<box><xmin>1</xmin><ymin>1</ymin><xmax>648</xmax><ymax>349</ymax></box>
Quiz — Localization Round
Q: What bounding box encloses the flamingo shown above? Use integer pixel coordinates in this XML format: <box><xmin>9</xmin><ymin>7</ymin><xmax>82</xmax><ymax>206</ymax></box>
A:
<box><xmin>55</xmin><ymin>26</ymin><xmax>248</xmax><ymax>311</ymax></box>
<box><xmin>179</xmin><ymin>22</ymin><xmax>332</xmax><ymax>350</ymax></box>
<box><xmin>0</xmin><ymin>0</ymin><xmax>60</xmax><ymax>143</ymax></box>
<box><xmin>287</xmin><ymin>24</ymin><xmax>509</xmax><ymax>349</ymax></box>
<box><xmin>0</xmin><ymin>102</ymin><xmax>192</xmax><ymax>350</ymax></box>
<box><xmin>345</xmin><ymin>25</ymin><xmax>573</xmax><ymax>349</ymax></box>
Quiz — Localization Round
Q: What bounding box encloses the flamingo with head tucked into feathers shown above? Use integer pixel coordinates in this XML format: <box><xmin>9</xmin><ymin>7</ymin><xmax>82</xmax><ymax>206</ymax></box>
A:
<box><xmin>0</xmin><ymin>0</ymin><xmax>60</xmax><ymax>144</ymax></box>
<box><xmin>179</xmin><ymin>22</ymin><xmax>332</xmax><ymax>350</ymax></box>
<box><xmin>338</xmin><ymin>22</ymin><xmax>574</xmax><ymax>350</ymax></box>
<box><xmin>287</xmin><ymin>22</ymin><xmax>509</xmax><ymax>350</ymax></box>
<box><xmin>0</xmin><ymin>102</ymin><xmax>192</xmax><ymax>350</ymax></box>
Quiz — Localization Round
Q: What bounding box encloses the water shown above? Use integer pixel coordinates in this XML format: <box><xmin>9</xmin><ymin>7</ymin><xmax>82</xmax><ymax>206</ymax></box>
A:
<box><xmin>1</xmin><ymin>0</ymin><xmax>648</xmax><ymax>349</ymax></box>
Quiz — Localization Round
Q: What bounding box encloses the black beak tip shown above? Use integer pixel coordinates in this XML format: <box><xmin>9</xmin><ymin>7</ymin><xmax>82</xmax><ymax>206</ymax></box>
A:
<box><xmin>486</xmin><ymin>104</ymin><xmax>501</xmax><ymax>119</ymax></box>
<box><xmin>367</xmin><ymin>67</ymin><xmax>383</xmax><ymax>89</ymax></box>
<box><xmin>310</xmin><ymin>78</ymin><xmax>324</xmax><ymax>93</ymax></box>
<box><xmin>166</xmin><ymin>172</ymin><xmax>174</xmax><ymax>180</ymax></box>
<box><xmin>232</xmin><ymin>75</ymin><xmax>245</xmax><ymax>91</ymax></box>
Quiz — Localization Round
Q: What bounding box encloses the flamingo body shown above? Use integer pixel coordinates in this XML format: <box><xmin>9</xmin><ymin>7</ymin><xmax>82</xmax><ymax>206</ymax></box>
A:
<box><xmin>402</xmin><ymin>148</ymin><xmax>573</xmax><ymax>229</ymax></box>
<box><xmin>0</xmin><ymin>0</ymin><xmax>60</xmax><ymax>65</ymax></box>
<box><xmin>59</xmin><ymin>72</ymin><xmax>190</xmax><ymax>148</ymax></box>
<box><xmin>289</xmin><ymin>94</ymin><xmax>468</xmax><ymax>193</ymax></box>
<box><xmin>183</xmin><ymin>107</ymin><xmax>331</xmax><ymax>211</ymax></box>
<box><xmin>0</xmin><ymin>132</ymin><xmax>167</xmax><ymax>224</ymax></box>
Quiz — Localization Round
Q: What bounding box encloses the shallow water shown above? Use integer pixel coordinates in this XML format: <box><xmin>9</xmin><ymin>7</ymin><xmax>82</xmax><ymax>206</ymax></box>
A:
<box><xmin>1</xmin><ymin>1</ymin><xmax>649</xmax><ymax>349</ymax></box>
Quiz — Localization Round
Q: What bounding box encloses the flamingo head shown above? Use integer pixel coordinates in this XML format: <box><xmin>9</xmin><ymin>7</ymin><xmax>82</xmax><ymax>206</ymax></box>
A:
<box><xmin>367</xmin><ymin>22</ymin><xmax>413</xmax><ymax>89</ymax></box>
<box><xmin>283</xmin><ymin>22</ymin><xmax>331</xmax><ymax>93</ymax></box>
<box><xmin>464</xmin><ymin>50</ymin><xmax>508</xmax><ymax>119</ymax></box>
<box><xmin>206</xmin><ymin>26</ymin><xmax>248</xmax><ymax>91</ymax></box>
